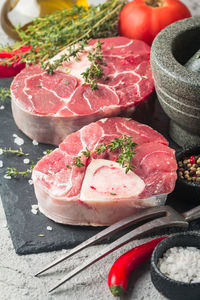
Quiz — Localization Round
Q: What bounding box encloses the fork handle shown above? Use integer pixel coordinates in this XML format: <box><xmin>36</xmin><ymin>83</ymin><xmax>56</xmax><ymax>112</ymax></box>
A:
<box><xmin>182</xmin><ymin>205</ymin><xmax>200</xmax><ymax>222</ymax></box>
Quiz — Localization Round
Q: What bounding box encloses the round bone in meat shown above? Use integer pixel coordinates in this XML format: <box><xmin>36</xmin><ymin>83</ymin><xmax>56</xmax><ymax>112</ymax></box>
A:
<box><xmin>32</xmin><ymin>117</ymin><xmax>177</xmax><ymax>226</ymax></box>
<box><xmin>11</xmin><ymin>37</ymin><xmax>154</xmax><ymax>145</ymax></box>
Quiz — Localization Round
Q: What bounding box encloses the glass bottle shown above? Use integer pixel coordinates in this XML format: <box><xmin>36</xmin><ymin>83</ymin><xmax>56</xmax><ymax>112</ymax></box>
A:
<box><xmin>1</xmin><ymin>0</ymin><xmax>89</xmax><ymax>40</ymax></box>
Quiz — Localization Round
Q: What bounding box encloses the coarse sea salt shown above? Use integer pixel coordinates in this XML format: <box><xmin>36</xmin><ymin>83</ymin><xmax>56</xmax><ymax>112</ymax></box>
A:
<box><xmin>158</xmin><ymin>246</ymin><xmax>200</xmax><ymax>283</ymax></box>
<box><xmin>47</xmin><ymin>226</ymin><xmax>53</xmax><ymax>231</ymax></box>
<box><xmin>28</xmin><ymin>179</ymin><xmax>33</xmax><ymax>185</ymax></box>
<box><xmin>0</xmin><ymin>105</ymin><xmax>5</xmax><ymax>110</ymax></box>
<box><xmin>4</xmin><ymin>174</ymin><xmax>11</xmax><ymax>180</ymax></box>
<box><xmin>0</xmin><ymin>149</ymin><xmax>3</xmax><ymax>155</ymax></box>
<box><xmin>23</xmin><ymin>158</ymin><xmax>30</xmax><ymax>164</ymax></box>
<box><xmin>0</xmin><ymin>161</ymin><xmax>3</xmax><ymax>168</ymax></box>
<box><xmin>31</xmin><ymin>208</ymin><xmax>38</xmax><ymax>215</ymax></box>
<box><xmin>13</xmin><ymin>134</ymin><xmax>24</xmax><ymax>146</ymax></box>
<box><xmin>32</xmin><ymin>204</ymin><xmax>38</xmax><ymax>210</ymax></box>
<box><xmin>31</xmin><ymin>204</ymin><xmax>39</xmax><ymax>215</ymax></box>
<box><xmin>32</xmin><ymin>140</ymin><xmax>39</xmax><ymax>146</ymax></box>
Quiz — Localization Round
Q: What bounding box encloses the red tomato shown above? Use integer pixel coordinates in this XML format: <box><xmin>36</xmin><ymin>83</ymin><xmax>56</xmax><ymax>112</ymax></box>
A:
<box><xmin>119</xmin><ymin>0</ymin><xmax>191</xmax><ymax>45</ymax></box>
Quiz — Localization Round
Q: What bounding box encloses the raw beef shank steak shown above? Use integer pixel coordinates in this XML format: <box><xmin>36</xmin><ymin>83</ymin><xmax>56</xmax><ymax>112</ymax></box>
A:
<box><xmin>11</xmin><ymin>37</ymin><xmax>154</xmax><ymax>145</ymax></box>
<box><xmin>32</xmin><ymin>117</ymin><xmax>177</xmax><ymax>226</ymax></box>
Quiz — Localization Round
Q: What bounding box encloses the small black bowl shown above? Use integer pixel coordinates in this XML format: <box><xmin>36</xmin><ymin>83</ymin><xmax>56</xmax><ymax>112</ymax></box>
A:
<box><xmin>151</xmin><ymin>232</ymin><xmax>200</xmax><ymax>300</ymax></box>
<box><xmin>175</xmin><ymin>145</ymin><xmax>200</xmax><ymax>204</ymax></box>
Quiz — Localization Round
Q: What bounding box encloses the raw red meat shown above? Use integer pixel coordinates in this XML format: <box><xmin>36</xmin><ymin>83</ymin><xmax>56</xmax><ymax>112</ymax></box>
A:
<box><xmin>32</xmin><ymin>117</ymin><xmax>177</xmax><ymax>226</ymax></box>
<box><xmin>11</xmin><ymin>37</ymin><xmax>154</xmax><ymax>145</ymax></box>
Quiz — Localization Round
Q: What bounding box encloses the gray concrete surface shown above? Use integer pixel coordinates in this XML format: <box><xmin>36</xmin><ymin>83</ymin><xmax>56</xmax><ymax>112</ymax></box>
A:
<box><xmin>0</xmin><ymin>0</ymin><xmax>200</xmax><ymax>299</ymax></box>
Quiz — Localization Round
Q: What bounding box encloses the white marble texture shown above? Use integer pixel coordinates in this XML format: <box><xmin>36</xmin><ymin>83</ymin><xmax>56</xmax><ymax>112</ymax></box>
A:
<box><xmin>0</xmin><ymin>1</ymin><xmax>200</xmax><ymax>300</ymax></box>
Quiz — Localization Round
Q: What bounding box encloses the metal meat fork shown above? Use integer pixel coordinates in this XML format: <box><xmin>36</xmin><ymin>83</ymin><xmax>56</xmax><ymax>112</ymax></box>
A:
<box><xmin>35</xmin><ymin>204</ymin><xmax>200</xmax><ymax>293</ymax></box>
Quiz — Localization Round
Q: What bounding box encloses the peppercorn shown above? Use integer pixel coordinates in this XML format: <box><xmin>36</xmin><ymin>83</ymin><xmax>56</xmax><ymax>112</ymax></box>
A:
<box><xmin>178</xmin><ymin>153</ymin><xmax>200</xmax><ymax>184</ymax></box>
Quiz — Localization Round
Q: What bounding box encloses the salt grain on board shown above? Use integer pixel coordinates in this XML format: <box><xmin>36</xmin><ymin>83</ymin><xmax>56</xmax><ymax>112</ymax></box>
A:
<box><xmin>32</xmin><ymin>140</ymin><xmax>39</xmax><ymax>146</ymax></box>
<box><xmin>0</xmin><ymin>149</ymin><xmax>3</xmax><ymax>155</ymax></box>
<box><xmin>46</xmin><ymin>226</ymin><xmax>53</xmax><ymax>231</ymax></box>
<box><xmin>13</xmin><ymin>134</ymin><xmax>24</xmax><ymax>146</ymax></box>
<box><xmin>32</xmin><ymin>204</ymin><xmax>38</xmax><ymax>210</ymax></box>
<box><xmin>23</xmin><ymin>158</ymin><xmax>30</xmax><ymax>164</ymax></box>
<box><xmin>31</xmin><ymin>208</ymin><xmax>38</xmax><ymax>215</ymax></box>
<box><xmin>0</xmin><ymin>105</ymin><xmax>5</xmax><ymax>110</ymax></box>
<box><xmin>28</xmin><ymin>179</ymin><xmax>33</xmax><ymax>185</ymax></box>
<box><xmin>4</xmin><ymin>174</ymin><xmax>11</xmax><ymax>179</ymax></box>
<box><xmin>0</xmin><ymin>161</ymin><xmax>3</xmax><ymax>168</ymax></box>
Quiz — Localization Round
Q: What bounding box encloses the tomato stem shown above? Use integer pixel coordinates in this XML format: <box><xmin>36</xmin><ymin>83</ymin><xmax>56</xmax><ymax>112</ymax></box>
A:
<box><xmin>145</xmin><ymin>0</ymin><xmax>163</xmax><ymax>7</ymax></box>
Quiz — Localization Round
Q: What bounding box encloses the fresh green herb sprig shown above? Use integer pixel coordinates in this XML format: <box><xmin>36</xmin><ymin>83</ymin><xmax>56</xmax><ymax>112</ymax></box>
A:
<box><xmin>6</xmin><ymin>163</ymin><xmax>35</xmax><ymax>178</ymax></box>
<box><xmin>68</xmin><ymin>135</ymin><xmax>137</xmax><ymax>173</ymax></box>
<box><xmin>4</xmin><ymin>148</ymin><xmax>53</xmax><ymax>178</ymax></box>
<box><xmin>81</xmin><ymin>40</ymin><xmax>104</xmax><ymax>90</ymax></box>
<box><xmin>1</xmin><ymin>0</ymin><xmax>125</xmax><ymax>67</ymax></box>
<box><xmin>41</xmin><ymin>40</ymin><xmax>87</xmax><ymax>74</ymax></box>
<box><xmin>2</xmin><ymin>147</ymin><xmax>29</xmax><ymax>157</ymax></box>
<box><xmin>0</xmin><ymin>88</ymin><xmax>11</xmax><ymax>102</ymax></box>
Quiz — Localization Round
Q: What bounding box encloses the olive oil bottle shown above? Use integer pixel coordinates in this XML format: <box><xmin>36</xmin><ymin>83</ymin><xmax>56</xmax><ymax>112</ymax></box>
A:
<box><xmin>1</xmin><ymin>0</ymin><xmax>89</xmax><ymax>40</ymax></box>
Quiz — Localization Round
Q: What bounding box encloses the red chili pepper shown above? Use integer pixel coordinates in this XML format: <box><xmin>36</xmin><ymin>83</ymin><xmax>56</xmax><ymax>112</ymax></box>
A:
<box><xmin>0</xmin><ymin>45</ymin><xmax>32</xmax><ymax>77</ymax></box>
<box><xmin>108</xmin><ymin>236</ymin><xmax>167</xmax><ymax>297</ymax></box>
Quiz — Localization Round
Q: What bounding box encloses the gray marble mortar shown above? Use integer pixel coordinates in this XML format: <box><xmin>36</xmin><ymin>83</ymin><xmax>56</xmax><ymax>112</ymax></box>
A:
<box><xmin>151</xmin><ymin>17</ymin><xmax>200</xmax><ymax>147</ymax></box>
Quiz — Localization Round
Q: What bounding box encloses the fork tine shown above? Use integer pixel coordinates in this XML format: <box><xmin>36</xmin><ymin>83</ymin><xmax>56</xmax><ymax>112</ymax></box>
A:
<box><xmin>48</xmin><ymin>215</ymin><xmax>188</xmax><ymax>293</ymax></box>
<box><xmin>35</xmin><ymin>206</ymin><xmax>167</xmax><ymax>276</ymax></box>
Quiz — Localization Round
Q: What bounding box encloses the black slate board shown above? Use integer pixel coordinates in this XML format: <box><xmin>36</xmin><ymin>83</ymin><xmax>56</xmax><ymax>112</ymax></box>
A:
<box><xmin>0</xmin><ymin>77</ymin><xmax>199</xmax><ymax>255</ymax></box>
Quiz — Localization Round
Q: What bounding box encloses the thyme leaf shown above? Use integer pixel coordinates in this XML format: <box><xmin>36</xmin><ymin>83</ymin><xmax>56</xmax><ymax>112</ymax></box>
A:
<box><xmin>42</xmin><ymin>40</ymin><xmax>87</xmax><ymax>74</ymax></box>
<box><xmin>6</xmin><ymin>163</ymin><xmax>35</xmax><ymax>178</ymax></box>
<box><xmin>81</xmin><ymin>40</ymin><xmax>104</xmax><ymax>90</ymax></box>
<box><xmin>0</xmin><ymin>88</ymin><xmax>11</xmax><ymax>102</ymax></box>
<box><xmin>2</xmin><ymin>147</ymin><xmax>29</xmax><ymax>157</ymax></box>
<box><xmin>71</xmin><ymin>135</ymin><xmax>137</xmax><ymax>173</ymax></box>
<box><xmin>73</xmin><ymin>156</ymin><xmax>85</xmax><ymax>168</ymax></box>
<box><xmin>4</xmin><ymin>148</ymin><xmax>53</xmax><ymax>178</ymax></box>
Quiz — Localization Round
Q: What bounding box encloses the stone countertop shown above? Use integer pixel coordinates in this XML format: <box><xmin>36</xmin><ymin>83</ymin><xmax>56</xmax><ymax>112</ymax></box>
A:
<box><xmin>0</xmin><ymin>1</ymin><xmax>200</xmax><ymax>300</ymax></box>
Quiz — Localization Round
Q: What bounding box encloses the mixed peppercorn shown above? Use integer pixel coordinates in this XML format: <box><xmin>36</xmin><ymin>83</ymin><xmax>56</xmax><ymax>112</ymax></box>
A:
<box><xmin>178</xmin><ymin>155</ymin><xmax>200</xmax><ymax>184</ymax></box>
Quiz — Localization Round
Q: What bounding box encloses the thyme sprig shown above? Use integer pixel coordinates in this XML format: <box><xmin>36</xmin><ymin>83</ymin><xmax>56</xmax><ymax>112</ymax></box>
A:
<box><xmin>81</xmin><ymin>40</ymin><xmax>104</xmax><ymax>90</ymax></box>
<box><xmin>6</xmin><ymin>164</ymin><xmax>35</xmax><ymax>178</ymax></box>
<box><xmin>2</xmin><ymin>147</ymin><xmax>29</xmax><ymax>157</ymax></box>
<box><xmin>69</xmin><ymin>135</ymin><xmax>137</xmax><ymax>173</ymax></box>
<box><xmin>4</xmin><ymin>149</ymin><xmax>53</xmax><ymax>178</ymax></box>
<box><xmin>0</xmin><ymin>0</ymin><xmax>125</xmax><ymax>67</ymax></box>
<box><xmin>41</xmin><ymin>40</ymin><xmax>87</xmax><ymax>74</ymax></box>
<box><xmin>0</xmin><ymin>88</ymin><xmax>11</xmax><ymax>102</ymax></box>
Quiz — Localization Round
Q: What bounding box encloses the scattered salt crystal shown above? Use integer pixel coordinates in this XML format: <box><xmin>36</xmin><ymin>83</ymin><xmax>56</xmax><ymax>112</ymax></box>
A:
<box><xmin>32</xmin><ymin>204</ymin><xmax>38</xmax><ymax>210</ymax></box>
<box><xmin>0</xmin><ymin>149</ymin><xmax>3</xmax><ymax>155</ymax></box>
<box><xmin>4</xmin><ymin>174</ymin><xmax>11</xmax><ymax>179</ymax></box>
<box><xmin>43</xmin><ymin>151</ymin><xmax>47</xmax><ymax>155</ymax></box>
<box><xmin>32</xmin><ymin>140</ymin><xmax>39</xmax><ymax>146</ymax></box>
<box><xmin>14</xmin><ymin>135</ymin><xmax>24</xmax><ymax>146</ymax></box>
<box><xmin>23</xmin><ymin>158</ymin><xmax>30</xmax><ymax>164</ymax></box>
<box><xmin>0</xmin><ymin>161</ymin><xmax>3</xmax><ymax>168</ymax></box>
<box><xmin>1</xmin><ymin>221</ymin><xmax>7</xmax><ymax>228</ymax></box>
<box><xmin>28</xmin><ymin>179</ymin><xmax>33</xmax><ymax>185</ymax></box>
<box><xmin>13</xmin><ymin>134</ymin><xmax>17</xmax><ymax>137</ymax></box>
<box><xmin>31</xmin><ymin>208</ymin><xmax>38</xmax><ymax>215</ymax></box>
<box><xmin>31</xmin><ymin>204</ymin><xmax>39</xmax><ymax>215</ymax></box>
<box><xmin>0</xmin><ymin>105</ymin><xmax>5</xmax><ymax>110</ymax></box>
<box><xmin>47</xmin><ymin>226</ymin><xmax>53</xmax><ymax>231</ymax></box>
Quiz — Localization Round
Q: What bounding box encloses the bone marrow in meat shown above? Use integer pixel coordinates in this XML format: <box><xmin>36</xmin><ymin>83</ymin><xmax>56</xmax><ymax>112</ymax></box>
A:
<box><xmin>11</xmin><ymin>37</ymin><xmax>154</xmax><ymax>145</ymax></box>
<box><xmin>32</xmin><ymin>117</ymin><xmax>177</xmax><ymax>226</ymax></box>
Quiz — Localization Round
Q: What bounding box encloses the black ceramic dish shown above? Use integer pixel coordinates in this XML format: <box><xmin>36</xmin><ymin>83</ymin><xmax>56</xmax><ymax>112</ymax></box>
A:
<box><xmin>151</xmin><ymin>232</ymin><xmax>200</xmax><ymax>300</ymax></box>
<box><xmin>175</xmin><ymin>145</ymin><xmax>200</xmax><ymax>204</ymax></box>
